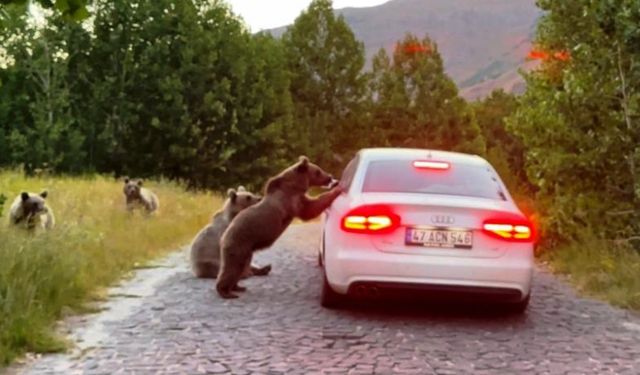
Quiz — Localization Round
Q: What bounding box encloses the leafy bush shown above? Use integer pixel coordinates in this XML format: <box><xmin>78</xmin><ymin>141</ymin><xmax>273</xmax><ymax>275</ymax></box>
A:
<box><xmin>507</xmin><ymin>0</ymin><xmax>640</xmax><ymax>246</ymax></box>
<box><xmin>547</xmin><ymin>233</ymin><xmax>640</xmax><ymax>310</ymax></box>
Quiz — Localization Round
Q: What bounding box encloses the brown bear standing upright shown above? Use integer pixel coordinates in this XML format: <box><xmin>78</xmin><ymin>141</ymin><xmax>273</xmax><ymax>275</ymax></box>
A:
<box><xmin>216</xmin><ymin>156</ymin><xmax>341</xmax><ymax>299</ymax></box>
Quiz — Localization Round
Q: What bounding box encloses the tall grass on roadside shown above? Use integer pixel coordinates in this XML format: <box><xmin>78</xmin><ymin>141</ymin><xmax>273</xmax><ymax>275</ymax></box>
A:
<box><xmin>546</xmin><ymin>234</ymin><xmax>640</xmax><ymax>311</ymax></box>
<box><xmin>0</xmin><ymin>171</ymin><xmax>221</xmax><ymax>365</ymax></box>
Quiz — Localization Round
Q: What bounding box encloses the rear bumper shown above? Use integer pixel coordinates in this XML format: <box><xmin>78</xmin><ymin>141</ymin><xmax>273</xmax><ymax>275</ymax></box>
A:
<box><xmin>324</xmin><ymin>245</ymin><xmax>534</xmax><ymax>301</ymax></box>
<box><xmin>348</xmin><ymin>281</ymin><xmax>524</xmax><ymax>302</ymax></box>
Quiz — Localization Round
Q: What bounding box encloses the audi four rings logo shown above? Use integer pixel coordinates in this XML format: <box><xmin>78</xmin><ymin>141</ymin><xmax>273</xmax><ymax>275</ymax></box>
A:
<box><xmin>431</xmin><ymin>215</ymin><xmax>454</xmax><ymax>225</ymax></box>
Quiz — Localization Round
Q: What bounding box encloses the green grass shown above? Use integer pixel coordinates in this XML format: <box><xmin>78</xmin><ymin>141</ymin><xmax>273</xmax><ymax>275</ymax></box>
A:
<box><xmin>0</xmin><ymin>171</ymin><xmax>221</xmax><ymax>365</ymax></box>
<box><xmin>545</xmin><ymin>235</ymin><xmax>640</xmax><ymax>311</ymax></box>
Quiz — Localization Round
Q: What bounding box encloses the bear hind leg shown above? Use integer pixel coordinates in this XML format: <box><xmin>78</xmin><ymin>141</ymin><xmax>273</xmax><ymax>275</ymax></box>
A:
<box><xmin>216</xmin><ymin>249</ymin><xmax>251</xmax><ymax>299</ymax></box>
<box><xmin>250</xmin><ymin>264</ymin><xmax>272</xmax><ymax>276</ymax></box>
<box><xmin>232</xmin><ymin>284</ymin><xmax>247</xmax><ymax>292</ymax></box>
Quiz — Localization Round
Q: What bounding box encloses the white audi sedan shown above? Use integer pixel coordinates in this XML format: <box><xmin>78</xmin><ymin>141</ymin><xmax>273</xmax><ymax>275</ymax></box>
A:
<box><xmin>319</xmin><ymin>148</ymin><xmax>535</xmax><ymax>312</ymax></box>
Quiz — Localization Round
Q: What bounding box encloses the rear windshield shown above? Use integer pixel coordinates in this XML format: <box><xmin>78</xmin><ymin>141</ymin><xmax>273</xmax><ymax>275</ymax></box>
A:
<box><xmin>361</xmin><ymin>160</ymin><xmax>506</xmax><ymax>200</ymax></box>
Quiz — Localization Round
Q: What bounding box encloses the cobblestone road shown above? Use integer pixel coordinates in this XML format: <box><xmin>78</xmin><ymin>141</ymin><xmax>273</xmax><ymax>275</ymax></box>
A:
<box><xmin>16</xmin><ymin>223</ymin><xmax>640</xmax><ymax>374</ymax></box>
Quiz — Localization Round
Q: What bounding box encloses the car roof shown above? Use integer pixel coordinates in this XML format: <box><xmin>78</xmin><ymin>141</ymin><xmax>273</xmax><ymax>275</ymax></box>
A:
<box><xmin>356</xmin><ymin>148</ymin><xmax>489</xmax><ymax>167</ymax></box>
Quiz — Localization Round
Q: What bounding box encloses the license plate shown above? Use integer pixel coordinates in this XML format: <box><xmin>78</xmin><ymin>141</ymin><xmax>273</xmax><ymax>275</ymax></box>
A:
<box><xmin>405</xmin><ymin>227</ymin><xmax>473</xmax><ymax>249</ymax></box>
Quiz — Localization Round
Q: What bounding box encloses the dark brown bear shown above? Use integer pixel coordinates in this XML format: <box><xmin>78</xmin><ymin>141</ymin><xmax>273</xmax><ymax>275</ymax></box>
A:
<box><xmin>216</xmin><ymin>156</ymin><xmax>342</xmax><ymax>299</ymax></box>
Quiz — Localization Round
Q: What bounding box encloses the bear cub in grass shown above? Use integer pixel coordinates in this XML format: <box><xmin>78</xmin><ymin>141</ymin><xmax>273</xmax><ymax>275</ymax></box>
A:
<box><xmin>123</xmin><ymin>177</ymin><xmax>159</xmax><ymax>214</ymax></box>
<box><xmin>190</xmin><ymin>186</ymin><xmax>271</xmax><ymax>279</ymax></box>
<box><xmin>9</xmin><ymin>190</ymin><xmax>55</xmax><ymax>230</ymax></box>
<box><xmin>216</xmin><ymin>156</ymin><xmax>342</xmax><ymax>299</ymax></box>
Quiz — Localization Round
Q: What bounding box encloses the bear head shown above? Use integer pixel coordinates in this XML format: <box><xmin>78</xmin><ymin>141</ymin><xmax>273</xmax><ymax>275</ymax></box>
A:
<box><xmin>226</xmin><ymin>185</ymin><xmax>262</xmax><ymax>217</ymax></box>
<box><xmin>123</xmin><ymin>177</ymin><xmax>143</xmax><ymax>200</ymax></box>
<box><xmin>266</xmin><ymin>156</ymin><xmax>334</xmax><ymax>194</ymax></box>
<box><xmin>20</xmin><ymin>191</ymin><xmax>49</xmax><ymax>227</ymax></box>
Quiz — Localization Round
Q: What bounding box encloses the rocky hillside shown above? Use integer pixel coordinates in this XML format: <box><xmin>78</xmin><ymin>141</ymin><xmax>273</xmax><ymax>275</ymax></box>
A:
<box><xmin>270</xmin><ymin>0</ymin><xmax>541</xmax><ymax>100</ymax></box>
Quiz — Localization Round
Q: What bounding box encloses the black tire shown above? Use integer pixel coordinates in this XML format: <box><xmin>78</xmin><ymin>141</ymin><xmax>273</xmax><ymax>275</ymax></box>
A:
<box><xmin>505</xmin><ymin>294</ymin><xmax>530</xmax><ymax>314</ymax></box>
<box><xmin>318</xmin><ymin>232</ymin><xmax>325</xmax><ymax>267</ymax></box>
<box><xmin>320</xmin><ymin>272</ymin><xmax>345</xmax><ymax>309</ymax></box>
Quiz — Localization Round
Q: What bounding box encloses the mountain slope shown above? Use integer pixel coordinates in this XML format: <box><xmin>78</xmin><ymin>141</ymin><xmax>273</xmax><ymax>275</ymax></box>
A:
<box><xmin>460</xmin><ymin>60</ymin><xmax>539</xmax><ymax>100</ymax></box>
<box><xmin>269</xmin><ymin>0</ymin><xmax>541</xmax><ymax>100</ymax></box>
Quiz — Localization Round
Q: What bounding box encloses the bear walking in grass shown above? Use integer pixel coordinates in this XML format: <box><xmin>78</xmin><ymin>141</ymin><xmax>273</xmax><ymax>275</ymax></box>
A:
<box><xmin>216</xmin><ymin>156</ymin><xmax>342</xmax><ymax>299</ymax></box>
<box><xmin>8</xmin><ymin>191</ymin><xmax>55</xmax><ymax>231</ymax></box>
<box><xmin>190</xmin><ymin>186</ymin><xmax>271</xmax><ymax>279</ymax></box>
<box><xmin>123</xmin><ymin>177</ymin><xmax>159</xmax><ymax>214</ymax></box>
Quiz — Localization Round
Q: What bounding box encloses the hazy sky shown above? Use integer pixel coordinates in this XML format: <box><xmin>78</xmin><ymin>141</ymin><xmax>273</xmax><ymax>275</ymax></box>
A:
<box><xmin>225</xmin><ymin>0</ymin><xmax>389</xmax><ymax>31</ymax></box>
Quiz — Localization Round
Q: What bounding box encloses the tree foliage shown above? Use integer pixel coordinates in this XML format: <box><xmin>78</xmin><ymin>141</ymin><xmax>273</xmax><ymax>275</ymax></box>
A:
<box><xmin>83</xmin><ymin>0</ymin><xmax>296</xmax><ymax>189</ymax></box>
<box><xmin>368</xmin><ymin>34</ymin><xmax>485</xmax><ymax>155</ymax></box>
<box><xmin>508</xmin><ymin>0</ymin><xmax>640</xmax><ymax>244</ymax></box>
<box><xmin>0</xmin><ymin>0</ymin><xmax>296</xmax><ymax>191</ymax></box>
<box><xmin>473</xmin><ymin>89</ymin><xmax>527</xmax><ymax>191</ymax></box>
<box><xmin>1</xmin><ymin>0</ymin><xmax>89</xmax><ymax>22</ymax></box>
<box><xmin>281</xmin><ymin>0</ymin><xmax>368</xmax><ymax>172</ymax></box>
<box><xmin>0</xmin><ymin>8</ymin><xmax>89</xmax><ymax>173</ymax></box>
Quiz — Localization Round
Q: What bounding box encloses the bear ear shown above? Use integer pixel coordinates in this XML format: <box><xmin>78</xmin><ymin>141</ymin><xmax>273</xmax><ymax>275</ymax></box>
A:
<box><xmin>137</xmin><ymin>179</ymin><xmax>143</xmax><ymax>186</ymax></box>
<box><xmin>265</xmin><ymin>176</ymin><xmax>282</xmax><ymax>194</ymax></box>
<box><xmin>40</xmin><ymin>190</ymin><xmax>48</xmax><ymax>199</ymax></box>
<box><xmin>237</xmin><ymin>185</ymin><xmax>246</xmax><ymax>192</ymax></box>
<box><xmin>296</xmin><ymin>156</ymin><xmax>309</xmax><ymax>173</ymax></box>
<box><xmin>21</xmin><ymin>192</ymin><xmax>30</xmax><ymax>201</ymax></box>
<box><xmin>227</xmin><ymin>188</ymin><xmax>237</xmax><ymax>202</ymax></box>
<box><xmin>123</xmin><ymin>176</ymin><xmax>130</xmax><ymax>184</ymax></box>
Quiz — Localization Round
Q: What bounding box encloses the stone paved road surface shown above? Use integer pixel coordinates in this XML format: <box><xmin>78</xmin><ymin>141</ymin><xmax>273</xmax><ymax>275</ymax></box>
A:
<box><xmin>16</xmin><ymin>223</ymin><xmax>640</xmax><ymax>375</ymax></box>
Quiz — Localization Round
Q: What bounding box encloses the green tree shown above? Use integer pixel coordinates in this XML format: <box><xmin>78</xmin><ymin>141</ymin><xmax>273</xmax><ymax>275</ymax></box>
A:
<box><xmin>507</xmin><ymin>0</ymin><xmax>640</xmax><ymax>244</ymax></box>
<box><xmin>86</xmin><ymin>0</ymin><xmax>295</xmax><ymax>189</ymax></box>
<box><xmin>473</xmin><ymin>89</ymin><xmax>527</xmax><ymax>190</ymax></box>
<box><xmin>0</xmin><ymin>8</ymin><xmax>88</xmax><ymax>173</ymax></box>
<box><xmin>282</xmin><ymin>0</ymin><xmax>368</xmax><ymax>171</ymax></box>
<box><xmin>0</xmin><ymin>0</ymin><xmax>88</xmax><ymax>22</ymax></box>
<box><xmin>369</xmin><ymin>34</ymin><xmax>485</xmax><ymax>155</ymax></box>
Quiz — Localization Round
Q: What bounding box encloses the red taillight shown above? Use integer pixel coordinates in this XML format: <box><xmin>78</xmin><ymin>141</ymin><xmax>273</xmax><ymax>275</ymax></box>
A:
<box><xmin>482</xmin><ymin>216</ymin><xmax>535</xmax><ymax>242</ymax></box>
<box><xmin>413</xmin><ymin>160</ymin><xmax>450</xmax><ymax>170</ymax></box>
<box><xmin>341</xmin><ymin>205</ymin><xmax>400</xmax><ymax>234</ymax></box>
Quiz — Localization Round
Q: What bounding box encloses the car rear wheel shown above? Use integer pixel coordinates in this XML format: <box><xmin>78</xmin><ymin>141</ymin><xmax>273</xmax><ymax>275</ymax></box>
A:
<box><xmin>321</xmin><ymin>272</ymin><xmax>344</xmax><ymax>309</ymax></box>
<box><xmin>318</xmin><ymin>232</ymin><xmax>325</xmax><ymax>267</ymax></box>
<box><xmin>505</xmin><ymin>294</ymin><xmax>530</xmax><ymax>314</ymax></box>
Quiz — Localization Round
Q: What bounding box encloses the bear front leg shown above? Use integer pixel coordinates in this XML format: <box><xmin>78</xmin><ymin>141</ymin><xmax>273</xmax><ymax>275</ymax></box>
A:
<box><xmin>297</xmin><ymin>187</ymin><xmax>343</xmax><ymax>221</ymax></box>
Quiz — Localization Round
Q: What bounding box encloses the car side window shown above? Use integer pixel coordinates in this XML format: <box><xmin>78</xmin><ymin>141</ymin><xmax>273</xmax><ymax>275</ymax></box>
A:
<box><xmin>339</xmin><ymin>156</ymin><xmax>359</xmax><ymax>191</ymax></box>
